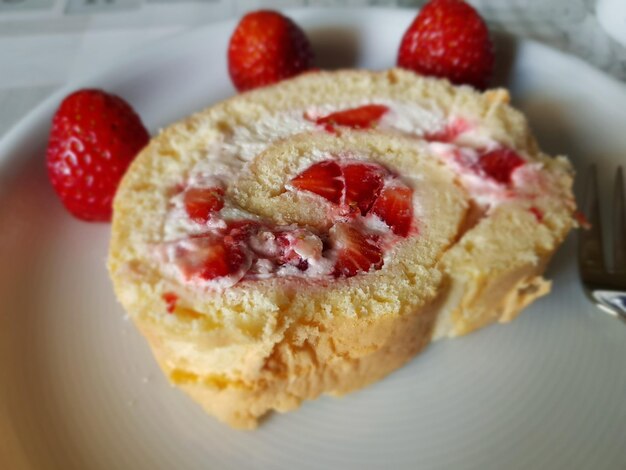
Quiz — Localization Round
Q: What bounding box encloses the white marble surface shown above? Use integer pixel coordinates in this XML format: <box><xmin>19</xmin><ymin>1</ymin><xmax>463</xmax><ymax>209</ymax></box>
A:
<box><xmin>0</xmin><ymin>0</ymin><xmax>625</xmax><ymax>140</ymax></box>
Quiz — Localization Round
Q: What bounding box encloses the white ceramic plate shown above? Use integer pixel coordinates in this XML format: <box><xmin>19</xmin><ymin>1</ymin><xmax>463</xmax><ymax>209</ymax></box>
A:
<box><xmin>1</xmin><ymin>8</ymin><xmax>625</xmax><ymax>470</ymax></box>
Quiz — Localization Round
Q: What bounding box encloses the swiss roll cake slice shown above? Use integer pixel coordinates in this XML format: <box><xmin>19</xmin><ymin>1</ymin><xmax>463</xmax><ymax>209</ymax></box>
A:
<box><xmin>108</xmin><ymin>69</ymin><xmax>575</xmax><ymax>428</ymax></box>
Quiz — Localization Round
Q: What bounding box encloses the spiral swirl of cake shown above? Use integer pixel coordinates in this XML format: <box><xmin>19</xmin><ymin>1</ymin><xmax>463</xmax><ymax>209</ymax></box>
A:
<box><xmin>108</xmin><ymin>69</ymin><xmax>575</xmax><ymax>429</ymax></box>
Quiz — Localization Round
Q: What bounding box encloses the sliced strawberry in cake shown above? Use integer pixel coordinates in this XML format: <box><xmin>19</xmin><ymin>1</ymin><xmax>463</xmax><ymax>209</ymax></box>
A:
<box><xmin>477</xmin><ymin>148</ymin><xmax>525</xmax><ymax>184</ymax></box>
<box><xmin>370</xmin><ymin>185</ymin><xmax>414</xmax><ymax>237</ymax></box>
<box><xmin>330</xmin><ymin>222</ymin><xmax>383</xmax><ymax>278</ymax></box>
<box><xmin>308</xmin><ymin>104</ymin><xmax>389</xmax><ymax>132</ymax></box>
<box><xmin>289</xmin><ymin>160</ymin><xmax>343</xmax><ymax>204</ymax></box>
<box><xmin>342</xmin><ymin>162</ymin><xmax>385</xmax><ymax>215</ymax></box>
<box><xmin>172</xmin><ymin>234</ymin><xmax>249</xmax><ymax>283</ymax></box>
<box><xmin>423</xmin><ymin>118</ymin><xmax>471</xmax><ymax>143</ymax></box>
<box><xmin>184</xmin><ymin>187</ymin><xmax>225</xmax><ymax>223</ymax></box>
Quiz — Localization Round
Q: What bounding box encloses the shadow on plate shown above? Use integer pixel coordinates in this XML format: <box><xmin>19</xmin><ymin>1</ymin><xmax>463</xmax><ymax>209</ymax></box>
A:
<box><xmin>308</xmin><ymin>26</ymin><xmax>361</xmax><ymax>69</ymax></box>
<box><xmin>0</xmin><ymin>153</ymin><xmax>70</xmax><ymax>468</ymax></box>
<box><xmin>491</xmin><ymin>30</ymin><xmax>519</xmax><ymax>89</ymax></box>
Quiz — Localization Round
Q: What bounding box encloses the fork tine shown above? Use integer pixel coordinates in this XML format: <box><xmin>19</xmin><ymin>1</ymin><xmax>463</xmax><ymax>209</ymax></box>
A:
<box><xmin>614</xmin><ymin>166</ymin><xmax>626</xmax><ymax>271</ymax></box>
<box><xmin>579</xmin><ymin>165</ymin><xmax>605</xmax><ymax>274</ymax></box>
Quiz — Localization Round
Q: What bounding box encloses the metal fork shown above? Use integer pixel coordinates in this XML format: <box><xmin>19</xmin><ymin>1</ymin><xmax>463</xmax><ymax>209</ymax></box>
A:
<box><xmin>578</xmin><ymin>166</ymin><xmax>626</xmax><ymax>322</ymax></box>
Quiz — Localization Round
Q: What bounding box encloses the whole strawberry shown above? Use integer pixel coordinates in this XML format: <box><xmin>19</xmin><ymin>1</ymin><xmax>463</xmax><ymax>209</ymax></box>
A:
<box><xmin>46</xmin><ymin>89</ymin><xmax>149</xmax><ymax>222</ymax></box>
<box><xmin>228</xmin><ymin>10</ymin><xmax>314</xmax><ymax>92</ymax></box>
<box><xmin>397</xmin><ymin>0</ymin><xmax>494</xmax><ymax>90</ymax></box>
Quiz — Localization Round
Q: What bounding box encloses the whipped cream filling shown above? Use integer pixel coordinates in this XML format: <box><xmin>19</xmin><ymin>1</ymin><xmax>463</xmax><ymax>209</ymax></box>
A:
<box><xmin>174</xmin><ymin>100</ymin><xmax>444</xmax><ymax>195</ymax></box>
<box><xmin>164</xmin><ymin>101</ymin><xmax>442</xmax><ymax>241</ymax></box>
<box><xmin>160</xmin><ymin>154</ymin><xmax>416</xmax><ymax>289</ymax></box>
<box><xmin>428</xmin><ymin>143</ymin><xmax>512</xmax><ymax>208</ymax></box>
<box><xmin>159</xmin><ymin>100</ymin><xmax>545</xmax><ymax>289</ymax></box>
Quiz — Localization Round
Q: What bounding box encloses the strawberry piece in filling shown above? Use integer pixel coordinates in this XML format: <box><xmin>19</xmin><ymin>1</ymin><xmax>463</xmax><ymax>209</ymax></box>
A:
<box><xmin>310</xmin><ymin>104</ymin><xmax>389</xmax><ymax>130</ymax></box>
<box><xmin>174</xmin><ymin>234</ymin><xmax>248</xmax><ymax>282</ymax></box>
<box><xmin>529</xmin><ymin>207</ymin><xmax>544</xmax><ymax>222</ymax></box>
<box><xmin>289</xmin><ymin>160</ymin><xmax>343</xmax><ymax>204</ymax></box>
<box><xmin>424</xmin><ymin>118</ymin><xmax>471</xmax><ymax>143</ymax></box>
<box><xmin>331</xmin><ymin>222</ymin><xmax>383</xmax><ymax>277</ymax></box>
<box><xmin>162</xmin><ymin>292</ymin><xmax>179</xmax><ymax>314</ymax></box>
<box><xmin>342</xmin><ymin>162</ymin><xmax>385</xmax><ymax>215</ymax></box>
<box><xmin>184</xmin><ymin>187</ymin><xmax>225</xmax><ymax>223</ymax></box>
<box><xmin>225</xmin><ymin>220</ymin><xmax>263</xmax><ymax>243</ymax></box>
<box><xmin>574</xmin><ymin>210</ymin><xmax>591</xmax><ymax>230</ymax></box>
<box><xmin>370</xmin><ymin>185</ymin><xmax>414</xmax><ymax>237</ymax></box>
<box><xmin>289</xmin><ymin>160</ymin><xmax>387</xmax><ymax>215</ymax></box>
<box><xmin>477</xmin><ymin>148</ymin><xmax>525</xmax><ymax>184</ymax></box>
